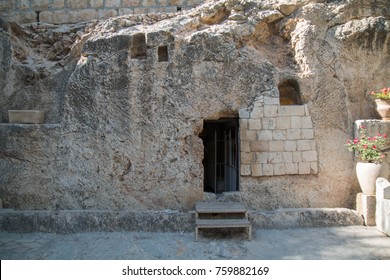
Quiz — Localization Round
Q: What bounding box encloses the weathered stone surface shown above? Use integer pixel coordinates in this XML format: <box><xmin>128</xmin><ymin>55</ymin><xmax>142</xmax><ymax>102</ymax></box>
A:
<box><xmin>0</xmin><ymin>20</ymin><xmax>91</xmax><ymax>123</ymax></box>
<box><xmin>250</xmin><ymin>208</ymin><xmax>363</xmax><ymax>229</ymax></box>
<box><xmin>0</xmin><ymin>0</ymin><xmax>390</xmax><ymax>213</ymax></box>
<box><xmin>0</xmin><ymin>208</ymin><xmax>363</xmax><ymax>233</ymax></box>
<box><xmin>0</xmin><ymin>210</ymin><xmax>195</xmax><ymax>233</ymax></box>
<box><xmin>376</xmin><ymin>178</ymin><xmax>390</xmax><ymax>236</ymax></box>
<box><xmin>356</xmin><ymin>193</ymin><xmax>376</xmax><ymax>226</ymax></box>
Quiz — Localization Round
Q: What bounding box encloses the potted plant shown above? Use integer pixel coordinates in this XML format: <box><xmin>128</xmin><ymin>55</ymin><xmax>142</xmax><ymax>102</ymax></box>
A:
<box><xmin>346</xmin><ymin>125</ymin><xmax>387</xmax><ymax>195</ymax></box>
<box><xmin>370</xmin><ymin>87</ymin><xmax>390</xmax><ymax>120</ymax></box>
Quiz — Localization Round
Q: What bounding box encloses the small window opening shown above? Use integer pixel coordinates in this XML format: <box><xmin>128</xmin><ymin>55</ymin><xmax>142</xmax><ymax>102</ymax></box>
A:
<box><xmin>158</xmin><ymin>46</ymin><xmax>169</xmax><ymax>62</ymax></box>
<box><xmin>278</xmin><ymin>79</ymin><xmax>302</xmax><ymax>105</ymax></box>
<box><xmin>35</xmin><ymin>11</ymin><xmax>41</xmax><ymax>23</ymax></box>
<box><xmin>177</xmin><ymin>6</ymin><xmax>182</xmax><ymax>12</ymax></box>
<box><xmin>130</xmin><ymin>33</ymin><xmax>147</xmax><ymax>59</ymax></box>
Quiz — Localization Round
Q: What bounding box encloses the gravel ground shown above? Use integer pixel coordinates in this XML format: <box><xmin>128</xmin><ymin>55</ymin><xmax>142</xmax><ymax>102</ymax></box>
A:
<box><xmin>1</xmin><ymin>226</ymin><xmax>390</xmax><ymax>260</ymax></box>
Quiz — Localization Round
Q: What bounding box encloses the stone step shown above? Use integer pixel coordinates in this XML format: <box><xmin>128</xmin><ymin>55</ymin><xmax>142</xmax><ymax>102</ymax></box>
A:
<box><xmin>195</xmin><ymin>218</ymin><xmax>252</xmax><ymax>241</ymax></box>
<box><xmin>195</xmin><ymin>202</ymin><xmax>247</xmax><ymax>214</ymax></box>
<box><xmin>195</xmin><ymin>202</ymin><xmax>252</xmax><ymax>241</ymax></box>
<box><xmin>196</xmin><ymin>218</ymin><xmax>251</xmax><ymax>228</ymax></box>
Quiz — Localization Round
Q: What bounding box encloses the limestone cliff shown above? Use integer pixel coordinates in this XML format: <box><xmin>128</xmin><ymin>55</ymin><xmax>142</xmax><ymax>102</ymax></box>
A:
<box><xmin>0</xmin><ymin>0</ymin><xmax>389</xmax><ymax>211</ymax></box>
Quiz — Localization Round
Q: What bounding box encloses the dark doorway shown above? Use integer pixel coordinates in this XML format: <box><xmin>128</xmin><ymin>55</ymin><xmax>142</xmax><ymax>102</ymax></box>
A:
<box><xmin>200</xmin><ymin>118</ymin><xmax>239</xmax><ymax>194</ymax></box>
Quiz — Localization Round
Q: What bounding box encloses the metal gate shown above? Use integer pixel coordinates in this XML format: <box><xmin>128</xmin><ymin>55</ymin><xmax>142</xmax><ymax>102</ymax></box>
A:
<box><xmin>202</xmin><ymin>118</ymin><xmax>239</xmax><ymax>194</ymax></box>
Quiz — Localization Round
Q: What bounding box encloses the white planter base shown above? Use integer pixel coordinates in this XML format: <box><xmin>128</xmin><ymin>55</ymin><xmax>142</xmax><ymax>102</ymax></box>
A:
<box><xmin>356</xmin><ymin>162</ymin><xmax>383</xmax><ymax>196</ymax></box>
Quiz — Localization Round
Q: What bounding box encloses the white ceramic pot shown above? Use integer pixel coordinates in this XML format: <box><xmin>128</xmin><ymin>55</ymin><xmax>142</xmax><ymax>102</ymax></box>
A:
<box><xmin>375</xmin><ymin>99</ymin><xmax>390</xmax><ymax>120</ymax></box>
<box><xmin>356</xmin><ymin>162</ymin><xmax>383</xmax><ymax>195</ymax></box>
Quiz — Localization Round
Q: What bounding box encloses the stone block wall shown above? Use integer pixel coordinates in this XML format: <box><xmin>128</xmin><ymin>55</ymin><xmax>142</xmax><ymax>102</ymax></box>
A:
<box><xmin>0</xmin><ymin>0</ymin><xmax>205</xmax><ymax>24</ymax></box>
<box><xmin>239</xmin><ymin>94</ymin><xmax>318</xmax><ymax>177</ymax></box>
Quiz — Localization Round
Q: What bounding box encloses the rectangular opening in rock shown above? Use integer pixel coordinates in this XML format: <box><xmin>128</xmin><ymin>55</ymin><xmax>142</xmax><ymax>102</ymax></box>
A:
<box><xmin>200</xmin><ymin>118</ymin><xmax>239</xmax><ymax>194</ymax></box>
<box><xmin>130</xmin><ymin>33</ymin><xmax>147</xmax><ymax>59</ymax></box>
<box><xmin>158</xmin><ymin>46</ymin><xmax>169</xmax><ymax>62</ymax></box>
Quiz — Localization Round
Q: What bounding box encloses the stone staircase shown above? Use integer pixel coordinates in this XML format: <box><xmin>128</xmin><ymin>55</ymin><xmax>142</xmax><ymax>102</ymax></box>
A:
<box><xmin>195</xmin><ymin>202</ymin><xmax>252</xmax><ymax>241</ymax></box>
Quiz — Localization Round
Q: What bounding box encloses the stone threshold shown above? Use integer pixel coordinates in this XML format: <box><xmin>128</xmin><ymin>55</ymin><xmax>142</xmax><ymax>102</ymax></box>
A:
<box><xmin>0</xmin><ymin>208</ymin><xmax>363</xmax><ymax>233</ymax></box>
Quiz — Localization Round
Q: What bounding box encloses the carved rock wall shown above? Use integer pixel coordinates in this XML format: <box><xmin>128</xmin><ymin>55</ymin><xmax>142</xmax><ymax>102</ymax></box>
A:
<box><xmin>1</xmin><ymin>0</ymin><xmax>390</xmax><ymax>211</ymax></box>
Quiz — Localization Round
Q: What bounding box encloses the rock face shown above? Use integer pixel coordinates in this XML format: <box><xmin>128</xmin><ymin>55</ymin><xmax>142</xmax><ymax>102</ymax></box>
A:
<box><xmin>1</xmin><ymin>0</ymin><xmax>390</xmax><ymax>211</ymax></box>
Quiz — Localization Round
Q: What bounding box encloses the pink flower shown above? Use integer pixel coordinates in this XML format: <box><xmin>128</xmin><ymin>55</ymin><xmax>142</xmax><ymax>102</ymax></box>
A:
<box><xmin>353</xmin><ymin>139</ymin><xmax>359</xmax><ymax>144</ymax></box>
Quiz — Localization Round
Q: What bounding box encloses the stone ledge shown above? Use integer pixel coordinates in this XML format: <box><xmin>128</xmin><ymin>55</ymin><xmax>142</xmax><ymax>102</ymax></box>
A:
<box><xmin>0</xmin><ymin>208</ymin><xmax>363</xmax><ymax>233</ymax></box>
<box><xmin>8</xmin><ymin>110</ymin><xmax>44</xmax><ymax>124</ymax></box>
<box><xmin>0</xmin><ymin>123</ymin><xmax>61</xmax><ymax>134</ymax></box>
<box><xmin>0</xmin><ymin>210</ymin><xmax>194</xmax><ymax>233</ymax></box>
<box><xmin>250</xmin><ymin>208</ymin><xmax>363</xmax><ymax>229</ymax></box>
<box><xmin>0</xmin><ymin>123</ymin><xmax>60</xmax><ymax>127</ymax></box>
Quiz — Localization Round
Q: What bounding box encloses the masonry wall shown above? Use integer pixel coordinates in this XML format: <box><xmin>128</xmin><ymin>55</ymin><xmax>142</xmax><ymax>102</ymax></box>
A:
<box><xmin>239</xmin><ymin>96</ymin><xmax>318</xmax><ymax>177</ymax></box>
<box><xmin>0</xmin><ymin>0</ymin><xmax>205</xmax><ymax>24</ymax></box>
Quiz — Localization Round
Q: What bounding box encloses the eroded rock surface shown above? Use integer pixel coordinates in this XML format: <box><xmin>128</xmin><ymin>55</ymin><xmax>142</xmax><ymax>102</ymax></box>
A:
<box><xmin>1</xmin><ymin>0</ymin><xmax>389</xmax><ymax>211</ymax></box>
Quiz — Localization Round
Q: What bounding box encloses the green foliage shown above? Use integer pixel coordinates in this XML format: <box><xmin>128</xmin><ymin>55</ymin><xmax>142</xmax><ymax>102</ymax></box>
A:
<box><xmin>370</xmin><ymin>88</ymin><xmax>390</xmax><ymax>100</ymax></box>
<box><xmin>346</xmin><ymin>126</ymin><xmax>387</xmax><ymax>163</ymax></box>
